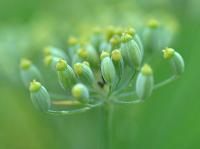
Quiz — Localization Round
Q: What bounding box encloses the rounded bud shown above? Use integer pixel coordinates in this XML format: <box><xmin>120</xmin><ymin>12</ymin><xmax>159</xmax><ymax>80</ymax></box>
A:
<box><xmin>77</xmin><ymin>48</ymin><xmax>88</xmax><ymax>58</ymax></box>
<box><xmin>74</xmin><ymin>63</ymin><xmax>95</xmax><ymax>86</ymax></box>
<box><xmin>29</xmin><ymin>80</ymin><xmax>51</xmax><ymax>112</ymax></box>
<box><xmin>110</xmin><ymin>35</ymin><xmax>121</xmax><ymax>49</ymax></box>
<box><xmin>120</xmin><ymin>33</ymin><xmax>143</xmax><ymax>69</ymax></box>
<box><xmin>124</xmin><ymin>27</ymin><xmax>136</xmax><ymax>36</ymax></box>
<box><xmin>101</xmin><ymin>57</ymin><xmax>117</xmax><ymax>85</ymax></box>
<box><xmin>72</xmin><ymin>83</ymin><xmax>89</xmax><ymax>103</ymax></box>
<box><xmin>163</xmin><ymin>48</ymin><xmax>184</xmax><ymax>76</ymax></box>
<box><xmin>20</xmin><ymin>58</ymin><xmax>42</xmax><ymax>88</ymax></box>
<box><xmin>136</xmin><ymin>64</ymin><xmax>154</xmax><ymax>100</ymax></box>
<box><xmin>43</xmin><ymin>46</ymin><xmax>68</xmax><ymax>61</ymax></box>
<box><xmin>111</xmin><ymin>49</ymin><xmax>124</xmax><ymax>77</ymax></box>
<box><xmin>100</xmin><ymin>51</ymin><xmax>110</xmax><ymax>60</ymax></box>
<box><xmin>56</xmin><ymin>59</ymin><xmax>77</xmax><ymax>90</ymax></box>
<box><xmin>111</xmin><ymin>49</ymin><xmax>122</xmax><ymax>61</ymax></box>
<box><xmin>56</xmin><ymin>59</ymin><xmax>67</xmax><ymax>71</ymax></box>
<box><xmin>148</xmin><ymin>19</ymin><xmax>160</xmax><ymax>29</ymax></box>
<box><xmin>68</xmin><ymin>36</ymin><xmax>78</xmax><ymax>46</ymax></box>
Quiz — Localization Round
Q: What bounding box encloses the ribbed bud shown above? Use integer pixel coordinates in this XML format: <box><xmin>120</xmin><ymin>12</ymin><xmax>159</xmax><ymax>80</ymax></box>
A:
<box><xmin>163</xmin><ymin>48</ymin><xmax>184</xmax><ymax>76</ymax></box>
<box><xmin>120</xmin><ymin>33</ymin><xmax>143</xmax><ymax>69</ymax></box>
<box><xmin>111</xmin><ymin>49</ymin><xmax>124</xmax><ymax>77</ymax></box>
<box><xmin>100</xmin><ymin>51</ymin><xmax>110</xmax><ymax>60</ymax></box>
<box><xmin>74</xmin><ymin>63</ymin><xmax>95</xmax><ymax>86</ymax></box>
<box><xmin>101</xmin><ymin>57</ymin><xmax>117</xmax><ymax>85</ymax></box>
<box><xmin>136</xmin><ymin>64</ymin><xmax>154</xmax><ymax>100</ymax></box>
<box><xmin>29</xmin><ymin>80</ymin><xmax>51</xmax><ymax>112</ymax></box>
<box><xmin>56</xmin><ymin>59</ymin><xmax>77</xmax><ymax>90</ymax></box>
<box><xmin>20</xmin><ymin>59</ymin><xmax>42</xmax><ymax>88</ymax></box>
<box><xmin>110</xmin><ymin>35</ymin><xmax>121</xmax><ymax>49</ymax></box>
<box><xmin>142</xmin><ymin>19</ymin><xmax>172</xmax><ymax>53</ymax></box>
<box><xmin>44</xmin><ymin>46</ymin><xmax>68</xmax><ymax>61</ymax></box>
<box><xmin>44</xmin><ymin>55</ymin><xmax>59</xmax><ymax>71</ymax></box>
<box><xmin>72</xmin><ymin>83</ymin><xmax>89</xmax><ymax>103</ymax></box>
<box><xmin>85</xmin><ymin>45</ymin><xmax>99</xmax><ymax>68</ymax></box>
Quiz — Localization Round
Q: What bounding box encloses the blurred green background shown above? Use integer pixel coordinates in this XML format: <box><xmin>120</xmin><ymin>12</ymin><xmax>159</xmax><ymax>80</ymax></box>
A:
<box><xmin>0</xmin><ymin>0</ymin><xmax>200</xmax><ymax>149</ymax></box>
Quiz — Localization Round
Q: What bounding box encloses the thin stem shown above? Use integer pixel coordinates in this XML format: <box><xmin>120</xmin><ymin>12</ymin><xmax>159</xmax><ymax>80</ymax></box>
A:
<box><xmin>101</xmin><ymin>102</ymin><xmax>114</xmax><ymax>149</ymax></box>
<box><xmin>154</xmin><ymin>75</ymin><xmax>177</xmax><ymax>90</ymax></box>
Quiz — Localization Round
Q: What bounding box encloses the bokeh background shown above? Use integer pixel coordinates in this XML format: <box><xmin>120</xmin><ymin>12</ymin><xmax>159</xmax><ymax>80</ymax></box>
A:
<box><xmin>0</xmin><ymin>0</ymin><xmax>200</xmax><ymax>149</ymax></box>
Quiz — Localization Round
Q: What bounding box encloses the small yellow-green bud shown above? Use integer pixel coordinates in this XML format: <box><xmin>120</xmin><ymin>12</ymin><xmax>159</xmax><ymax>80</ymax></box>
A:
<box><xmin>77</xmin><ymin>48</ymin><xmax>88</xmax><ymax>58</ymax></box>
<box><xmin>44</xmin><ymin>55</ymin><xmax>52</xmax><ymax>66</ymax></box>
<box><xmin>101</xmin><ymin>57</ymin><xmax>117</xmax><ymax>85</ymax></box>
<box><xmin>141</xmin><ymin>64</ymin><xmax>153</xmax><ymax>75</ymax></box>
<box><xmin>43</xmin><ymin>46</ymin><xmax>51</xmax><ymax>56</ymax></box>
<box><xmin>72</xmin><ymin>83</ymin><xmax>89</xmax><ymax>103</ymax></box>
<box><xmin>74</xmin><ymin>63</ymin><xmax>95</xmax><ymax>85</ymax></box>
<box><xmin>125</xmin><ymin>27</ymin><xmax>136</xmax><ymax>36</ymax></box>
<box><xmin>148</xmin><ymin>19</ymin><xmax>160</xmax><ymax>29</ymax></box>
<box><xmin>136</xmin><ymin>64</ymin><xmax>154</xmax><ymax>100</ymax></box>
<box><xmin>68</xmin><ymin>36</ymin><xmax>78</xmax><ymax>45</ymax></box>
<box><xmin>56</xmin><ymin>59</ymin><xmax>67</xmax><ymax>71</ymax></box>
<box><xmin>29</xmin><ymin>80</ymin><xmax>41</xmax><ymax>92</ymax></box>
<box><xmin>110</xmin><ymin>35</ymin><xmax>120</xmax><ymax>46</ymax></box>
<box><xmin>29</xmin><ymin>81</ymin><xmax>51</xmax><ymax>112</ymax></box>
<box><xmin>83</xmin><ymin>61</ymin><xmax>90</xmax><ymax>67</ymax></box>
<box><xmin>111</xmin><ymin>49</ymin><xmax>122</xmax><ymax>61</ymax></box>
<box><xmin>100</xmin><ymin>51</ymin><xmax>110</xmax><ymax>60</ymax></box>
<box><xmin>121</xmin><ymin>33</ymin><xmax>132</xmax><ymax>43</ymax></box>
<box><xmin>74</xmin><ymin>63</ymin><xmax>83</xmax><ymax>75</ymax></box>
<box><xmin>163</xmin><ymin>48</ymin><xmax>175</xmax><ymax>59</ymax></box>
<box><xmin>20</xmin><ymin>58</ymin><xmax>32</xmax><ymax>70</ymax></box>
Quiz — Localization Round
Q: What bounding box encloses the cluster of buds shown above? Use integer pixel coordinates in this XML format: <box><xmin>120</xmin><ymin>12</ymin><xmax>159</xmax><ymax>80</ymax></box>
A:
<box><xmin>20</xmin><ymin>19</ymin><xmax>184</xmax><ymax>114</ymax></box>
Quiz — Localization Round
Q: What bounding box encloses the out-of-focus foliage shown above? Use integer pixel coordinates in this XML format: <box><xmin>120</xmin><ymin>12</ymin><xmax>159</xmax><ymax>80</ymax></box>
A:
<box><xmin>0</xmin><ymin>0</ymin><xmax>200</xmax><ymax>149</ymax></box>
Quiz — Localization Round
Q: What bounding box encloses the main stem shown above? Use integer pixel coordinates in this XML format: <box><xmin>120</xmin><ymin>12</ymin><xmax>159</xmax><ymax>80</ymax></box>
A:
<box><xmin>100</xmin><ymin>102</ymin><xmax>114</xmax><ymax>149</ymax></box>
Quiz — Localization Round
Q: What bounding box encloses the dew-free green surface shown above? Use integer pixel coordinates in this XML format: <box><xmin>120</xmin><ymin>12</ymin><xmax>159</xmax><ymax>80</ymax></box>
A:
<box><xmin>0</xmin><ymin>0</ymin><xmax>200</xmax><ymax>149</ymax></box>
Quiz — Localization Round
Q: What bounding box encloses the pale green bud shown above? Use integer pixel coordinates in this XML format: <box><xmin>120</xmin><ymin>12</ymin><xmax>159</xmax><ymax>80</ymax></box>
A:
<box><xmin>56</xmin><ymin>59</ymin><xmax>77</xmax><ymax>90</ymax></box>
<box><xmin>101</xmin><ymin>57</ymin><xmax>117</xmax><ymax>85</ymax></box>
<box><xmin>163</xmin><ymin>48</ymin><xmax>184</xmax><ymax>76</ymax></box>
<box><xmin>85</xmin><ymin>44</ymin><xmax>99</xmax><ymax>68</ymax></box>
<box><xmin>72</xmin><ymin>83</ymin><xmax>89</xmax><ymax>103</ymax></box>
<box><xmin>91</xmin><ymin>27</ymin><xmax>104</xmax><ymax>51</ymax></box>
<box><xmin>136</xmin><ymin>64</ymin><xmax>154</xmax><ymax>100</ymax></box>
<box><xmin>99</xmin><ymin>42</ymin><xmax>112</xmax><ymax>53</ymax></box>
<box><xmin>111</xmin><ymin>49</ymin><xmax>124</xmax><ymax>77</ymax></box>
<box><xmin>110</xmin><ymin>35</ymin><xmax>121</xmax><ymax>50</ymax></box>
<box><xmin>20</xmin><ymin>58</ymin><xmax>42</xmax><ymax>88</ymax></box>
<box><xmin>100</xmin><ymin>51</ymin><xmax>110</xmax><ymax>60</ymax></box>
<box><xmin>44</xmin><ymin>46</ymin><xmax>68</xmax><ymax>61</ymax></box>
<box><xmin>29</xmin><ymin>80</ymin><xmax>51</xmax><ymax>112</ymax></box>
<box><xmin>44</xmin><ymin>55</ymin><xmax>59</xmax><ymax>71</ymax></box>
<box><xmin>120</xmin><ymin>33</ymin><xmax>143</xmax><ymax>69</ymax></box>
<box><xmin>142</xmin><ymin>19</ymin><xmax>172</xmax><ymax>53</ymax></box>
<box><xmin>74</xmin><ymin>63</ymin><xmax>95</xmax><ymax>86</ymax></box>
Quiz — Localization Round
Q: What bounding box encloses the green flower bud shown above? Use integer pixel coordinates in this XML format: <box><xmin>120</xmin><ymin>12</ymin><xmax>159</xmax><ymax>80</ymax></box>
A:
<box><xmin>110</xmin><ymin>35</ymin><xmax>121</xmax><ymax>50</ymax></box>
<box><xmin>91</xmin><ymin>27</ymin><xmax>104</xmax><ymax>51</ymax></box>
<box><xmin>100</xmin><ymin>51</ymin><xmax>110</xmax><ymax>60</ymax></box>
<box><xmin>136</xmin><ymin>64</ymin><xmax>154</xmax><ymax>100</ymax></box>
<box><xmin>120</xmin><ymin>33</ymin><xmax>143</xmax><ymax>69</ymax></box>
<box><xmin>74</xmin><ymin>63</ymin><xmax>95</xmax><ymax>86</ymax></box>
<box><xmin>20</xmin><ymin>58</ymin><xmax>42</xmax><ymax>88</ymax></box>
<box><xmin>67</xmin><ymin>36</ymin><xmax>78</xmax><ymax>46</ymax></box>
<box><xmin>163</xmin><ymin>48</ymin><xmax>184</xmax><ymax>76</ymax></box>
<box><xmin>29</xmin><ymin>80</ymin><xmax>51</xmax><ymax>112</ymax></box>
<box><xmin>56</xmin><ymin>59</ymin><xmax>77</xmax><ymax>90</ymax></box>
<box><xmin>85</xmin><ymin>44</ymin><xmax>99</xmax><ymax>68</ymax></box>
<box><xmin>142</xmin><ymin>19</ymin><xmax>173</xmax><ymax>53</ymax></box>
<box><xmin>72</xmin><ymin>83</ymin><xmax>89</xmax><ymax>103</ymax></box>
<box><xmin>44</xmin><ymin>46</ymin><xmax>68</xmax><ymax>61</ymax></box>
<box><xmin>125</xmin><ymin>27</ymin><xmax>144</xmax><ymax>57</ymax></box>
<box><xmin>111</xmin><ymin>49</ymin><xmax>124</xmax><ymax>77</ymax></box>
<box><xmin>44</xmin><ymin>55</ymin><xmax>59</xmax><ymax>71</ymax></box>
<box><xmin>101</xmin><ymin>57</ymin><xmax>117</xmax><ymax>85</ymax></box>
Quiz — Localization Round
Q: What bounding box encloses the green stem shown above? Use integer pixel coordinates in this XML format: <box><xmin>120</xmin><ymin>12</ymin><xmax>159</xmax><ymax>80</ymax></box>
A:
<box><xmin>154</xmin><ymin>75</ymin><xmax>177</xmax><ymax>90</ymax></box>
<box><xmin>101</xmin><ymin>102</ymin><xmax>114</xmax><ymax>149</ymax></box>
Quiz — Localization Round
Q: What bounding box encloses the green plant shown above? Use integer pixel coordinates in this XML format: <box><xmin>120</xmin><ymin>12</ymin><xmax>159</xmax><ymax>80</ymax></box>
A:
<box><xmin>20</xmin><ymin>19</ymin><xmax>184</xmax><ymax>149</ymax></box>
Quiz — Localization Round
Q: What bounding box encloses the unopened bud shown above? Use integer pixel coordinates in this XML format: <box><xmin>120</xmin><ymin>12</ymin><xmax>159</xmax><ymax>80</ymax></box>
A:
<box><xmin>136</xmin><ymin>64</ymin><xmax>154</xmax><ymax>100</ymax></box>
<box><xmin>163</xmin><ymin>48</ymin><xmax>184</xmax><ymax>76</ymax></box>
<box><xmin>29</xmin><ymin>80</ymin><xmax>51</xmax><ymax>112</ymax></box>
<box><xmin>72</xmin><ymin>83</ymin><xmax>89</xmax><ymax>103</ymax></box>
